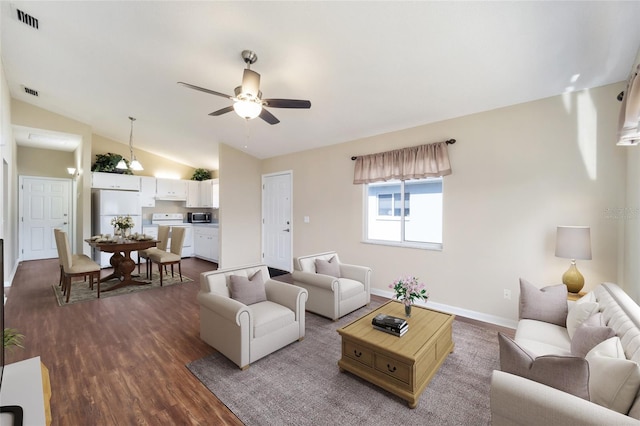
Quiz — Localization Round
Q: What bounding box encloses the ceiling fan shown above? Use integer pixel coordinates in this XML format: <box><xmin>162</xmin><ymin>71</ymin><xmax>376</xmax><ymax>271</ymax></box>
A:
<box><xmin>178</xmin><ymin>50</ymin><xmax>311</xmax><ymax>125</ymax></box>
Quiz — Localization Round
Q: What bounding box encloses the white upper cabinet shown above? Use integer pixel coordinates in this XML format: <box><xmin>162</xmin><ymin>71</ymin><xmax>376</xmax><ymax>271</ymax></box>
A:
<box><xmin>91</xmin><ymin>172</ymin><xmax>140</xmax><ymax>191</ymax></box>
<box><xmin>156</xmin><ymin>178</ymin><xmax>188</xmax><ymax>200</ymax></box>
<box><xmin>199</xmin><ymin>179</ymin><xmax>219</xmax><ymax>208</ymax></box>
<box><xmin>140</xmin><ymin>176</ymin><xmax>157</xmax><ymax>207</ymax></box>
<box><xmin>211</xmin><ymin>179</ymin><xmax>219</xmax><ymax>208</ymax></box>
<box><xmin>186</xmin><ymin>180</ymin><xmax>200</xmax><ymax>207</ymax></box>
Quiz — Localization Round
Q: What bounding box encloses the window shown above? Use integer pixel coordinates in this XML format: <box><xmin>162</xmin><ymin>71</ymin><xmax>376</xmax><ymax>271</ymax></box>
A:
<box><xmin>377</xmin><ymin>193</ymin><xmax>410</xmax><ymax>217</ymax></box>
<box><xmin>365</xmin><ymin>178</ymin><xmax>443</xmax><ymax>249</ymax></box>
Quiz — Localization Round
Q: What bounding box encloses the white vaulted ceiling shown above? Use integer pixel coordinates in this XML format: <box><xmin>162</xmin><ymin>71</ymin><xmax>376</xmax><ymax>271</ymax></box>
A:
<box><xmin>2</xmin><ymin>1</ymin><xmax>640</xmax><ymax>169</ymax></box>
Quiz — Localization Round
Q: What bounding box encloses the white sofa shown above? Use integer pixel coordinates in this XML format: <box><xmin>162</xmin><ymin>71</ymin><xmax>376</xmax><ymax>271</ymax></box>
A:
<box><xmin>491</xmin><ymin>283</ymin><xmax>640</xmax><ymax>425</ymax></box>
<box><xmin>198</xmin><ymin>264</ymin><xmax>308</xmax><ymax>369</ymax></box>
<box><xmin>291</xmin><ymin>251</ymin><xmax>371</xmax><ymax>320</ymax></box>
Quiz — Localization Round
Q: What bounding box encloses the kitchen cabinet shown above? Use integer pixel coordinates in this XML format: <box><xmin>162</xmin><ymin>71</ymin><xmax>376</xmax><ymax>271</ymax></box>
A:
<box><xmin>140</xmin><ymin>176</ymin><xmax>156</xmax><ymax>207</ymax></box>
<box><xmin>194</xmin><ymin>226</ymin><xmax>218</xmax><ymax>262</ymax></box>
<box><xmin>91</xmin><ymin>172</ymin><xmax>140</xmax><ymax>191</ymax></box>
<box><xmin>186</xmin><ymin>180</ymin><xmax>200</xmax><ymax>207</ymax></box>
<box><xmin>186</xmin><ymin>179</ymin><xmax>219</xmax><ymax>208</ymax></box>
<box><xmin>199</xmin><ymin>179</ymin><xmax>219</xmax><ymax>208</ymax></box>
<box><xmin>156</xmin><ymin>178</ymin><xmax>188</xmax><ymax>200</ymax></box>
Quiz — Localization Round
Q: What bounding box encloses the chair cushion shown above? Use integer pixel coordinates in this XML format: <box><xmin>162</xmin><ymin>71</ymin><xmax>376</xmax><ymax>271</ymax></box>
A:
<box><xmin>519</xmin><ymin>278</ymin><xmax>568</xmax><ymax>326</ymax></box>
<box><xmin>515</xmin><ymin>319</ymin><xmax>572</xmax><ymax>356</ymax></box>
<box><xmin>315</xmin><ymin>256</ymin><xmax>340</xmax><ymax>277</ymax></box>
<box><xmin>498</xmin><ymin>332</ymin><xmax>590</xmax><ymax>400</ymax></box>
<box><xmin>339</xmin><ymin>278</ymin><xmax>364</xmax><ymax>301</ymax></box>
<box><xmin>251</xmin><ymin>300</ymin><xmax>296</xmax><ymax>338</ymax></box>
<box><xmin>229</xmin><ymin>270</ymin><xmax>267</xmax><ymax>306</ymax></box>
<box><xmin>147</xmin><ymin>251</ymin><xmax>181</xmax><ymax>263</ymax></box>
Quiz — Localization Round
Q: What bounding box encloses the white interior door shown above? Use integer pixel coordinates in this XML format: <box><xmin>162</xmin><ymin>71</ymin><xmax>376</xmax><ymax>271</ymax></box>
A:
<box><xmin>19</xmin><ymin>176</ymin><xmax>71</xmax><ymax>260</ymax></box>
<box><xmin>262</xmin><ymin>172</ymin><xmax>292</xmax><ymax>272</ymax></box>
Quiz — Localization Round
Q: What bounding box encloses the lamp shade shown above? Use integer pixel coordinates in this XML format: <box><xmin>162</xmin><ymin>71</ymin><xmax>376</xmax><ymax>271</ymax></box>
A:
<box><xmin>555</xmin><ymin>226</ymin><xmax>592</xmax><ymax>260</ymax></box>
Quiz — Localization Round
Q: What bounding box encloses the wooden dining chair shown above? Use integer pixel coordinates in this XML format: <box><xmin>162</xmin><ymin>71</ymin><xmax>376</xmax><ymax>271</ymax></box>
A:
<box><xmin>55</xmin><ymin>230</ymin><xmax>101</xmax><ymax>302</ymax></box>
<box><xmin>137</xmin><ymin>225</ymin><xmax>170</xmax><ymax>279</ymax></box>
<box><xmin>147</xmin><ymin>226</ymin><xmax>185</xmax><ymax>286</ymax></box>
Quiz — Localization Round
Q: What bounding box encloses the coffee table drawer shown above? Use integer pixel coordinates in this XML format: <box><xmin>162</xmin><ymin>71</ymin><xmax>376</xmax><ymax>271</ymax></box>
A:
<box><xmin>374</xmin><ymin>354</ymin><xmax>411</xmax><ymax>385</ymax></box>
<box><xmin>344</xmin><ymin>341</ymin><xmax>373</xmax><ymax>367</ymax></box>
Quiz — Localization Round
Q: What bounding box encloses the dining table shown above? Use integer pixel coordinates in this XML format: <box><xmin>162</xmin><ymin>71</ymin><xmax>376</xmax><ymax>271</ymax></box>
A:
<box><xmin>85</xmin><ymin>238</ymin><xmax>158</xmax><ymax>291</ymax></box>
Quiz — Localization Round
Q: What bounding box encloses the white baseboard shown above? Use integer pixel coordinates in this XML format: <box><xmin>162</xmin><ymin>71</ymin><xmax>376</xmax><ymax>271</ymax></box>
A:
<box><xmin>370</xmin><ymin>288</ymin><xmax>518</xmax><ymax>330</ymax></box>
<box><xmin>4</xmin><ymin>259</ymin><xmax>19</xmax><ymax>289</ymax></box>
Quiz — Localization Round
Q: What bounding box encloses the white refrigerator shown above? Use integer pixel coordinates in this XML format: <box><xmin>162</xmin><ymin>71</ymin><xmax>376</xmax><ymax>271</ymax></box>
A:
<box><xmin>92</xmin><ymin>189</ymin><xmax>142</xmax><ymax>267</ymax></box>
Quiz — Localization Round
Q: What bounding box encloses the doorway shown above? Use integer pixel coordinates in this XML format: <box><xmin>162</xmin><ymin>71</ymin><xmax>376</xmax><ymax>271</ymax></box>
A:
<box><xmin>262</xmin><ymin>171</ymin><xmax>293</xmax><ymax>272</ymax></box>
<box><xmin>19</xmin><ymin>176</ymin><xmax>72</xmax><ymax>260</ymax></box>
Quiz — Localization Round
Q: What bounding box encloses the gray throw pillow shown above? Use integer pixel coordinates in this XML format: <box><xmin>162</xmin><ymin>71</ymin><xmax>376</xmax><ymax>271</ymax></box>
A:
<box><xmin>229</xmin><ymin>270</ymin><xmax>267</xmax><ymax>305</ymax></box>
<box><xmin>498</xmin><ymin>333</ymin><xmax>590</xmax><ymax>400</ymax></box>
<box><xmin>571</xmin><ymin>318</ymin><xmax>616</xmax><ymax>357</ymax></box>
<box><xmin>519</xmin><ymin>278</ymin><xmax>568</xmax><ymax>327</ymax></box>
<box><xmin>315</xmin><ymin>256</ymin><xmax>341</xmax><ymax>278</ymax></box>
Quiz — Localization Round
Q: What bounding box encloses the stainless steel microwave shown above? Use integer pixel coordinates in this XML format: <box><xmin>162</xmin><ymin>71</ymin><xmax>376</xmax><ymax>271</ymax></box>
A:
<box><xmin>187</xmin><ymin>212</ymin><xmax>211</xmax><ymax>223</ymax></box>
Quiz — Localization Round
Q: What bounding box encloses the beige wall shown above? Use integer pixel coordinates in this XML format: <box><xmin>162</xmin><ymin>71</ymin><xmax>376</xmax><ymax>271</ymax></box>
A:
<box><xmin>91</xmin><ymin>134</ymin><xmax>198</xmax><ymax>180</ymax></box>
<box><xmin>218</xmin><ymin>143</ymin><xmax>262</xmax><ymax>268</ymax></box>
<box><xmin>11</xmin><ymin>99</ymin><xmax>94</xmax><ymax>254</ymax></box>
<box><xmin>262</xmin><ymin>83</ymin><xmax>627</xmax><ymax>325</ymax></box>
<box><xmin>17</xmin><ymin>146</ymin><xmax>75</xmax><ymax>178</ymax></box>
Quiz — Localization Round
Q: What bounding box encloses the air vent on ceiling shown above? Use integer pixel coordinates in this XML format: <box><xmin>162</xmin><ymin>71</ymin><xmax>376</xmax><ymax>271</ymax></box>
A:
<box><xmin>23</xmin><ymin>86</ymin><xmax>39</xmax><ymax>97</ymax></box>
<box><xmin>16</xmin><ymin>8</ymin><xmax>38</xmax><ymax>29</ymax></box>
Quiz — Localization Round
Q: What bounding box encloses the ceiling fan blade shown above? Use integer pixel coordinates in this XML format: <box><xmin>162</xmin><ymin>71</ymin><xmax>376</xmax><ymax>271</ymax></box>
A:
<box><xmin>263</xmin><ymin>98</ymin><xmax>311</xmax><ymax>109</ymax></box>
<box><xmin>259</xmin><ymin>108</ymin><xmax>280</xmax><ymax>125</ymax></box>
<box><xmin>177</xmin><ymin>81</ymin><xmax>232</xmax><ymax>99</ymax></box>
<box><xmin>208</xmin><ymin>106</ymin><xmax>235</xmax><ymax>116</ymax></box>
<box><xmin>242</xmin><ymin>69</ymin><xmax>261</xmax><ymax>98</ymax></box>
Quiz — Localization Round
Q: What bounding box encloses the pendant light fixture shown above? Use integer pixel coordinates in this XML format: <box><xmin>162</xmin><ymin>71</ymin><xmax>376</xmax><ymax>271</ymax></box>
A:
<box><xmin>116</xmin><ymin>117</ymin><xmax>143</xmax><ymax>171</ymax></box>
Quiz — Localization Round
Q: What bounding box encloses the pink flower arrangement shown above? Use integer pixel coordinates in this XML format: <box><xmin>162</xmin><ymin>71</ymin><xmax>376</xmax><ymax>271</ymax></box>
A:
<box><xmin>389</xmin><ymin>275</ymin><xmax>428</xmax><ymax>306</ymax></box>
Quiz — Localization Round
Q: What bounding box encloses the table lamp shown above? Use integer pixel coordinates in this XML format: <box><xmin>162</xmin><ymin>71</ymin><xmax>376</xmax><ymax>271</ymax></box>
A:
<box><xmin>554</xmin><ymin>225</ymin><xmax>592</xmax><ymax>293</ymax></box>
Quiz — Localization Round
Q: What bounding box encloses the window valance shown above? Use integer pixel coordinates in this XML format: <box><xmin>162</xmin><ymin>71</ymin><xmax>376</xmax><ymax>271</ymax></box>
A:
<box><xmin>353</xmin><ymin>140</ymin><xmax>452</xmax><ymax>184</ymax></box>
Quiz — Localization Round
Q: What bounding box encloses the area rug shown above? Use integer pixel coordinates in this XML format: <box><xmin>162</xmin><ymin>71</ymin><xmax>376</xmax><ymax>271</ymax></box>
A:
<box><xmin>52</xmin><ymin>271</ymin><xmax>193</xmax><ymax>305</ymax></box>
<box><xmin>187</xmin><ymin>301</ymin><xmax>499</xmax><ymax>425</ymax></box>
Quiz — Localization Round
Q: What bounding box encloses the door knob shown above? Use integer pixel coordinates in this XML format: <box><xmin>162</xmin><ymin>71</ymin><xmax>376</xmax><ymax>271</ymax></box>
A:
<box><xmin>283</xmin><ymin>229</ymin><xmax>290</xmax><ymax>232</ymax></box>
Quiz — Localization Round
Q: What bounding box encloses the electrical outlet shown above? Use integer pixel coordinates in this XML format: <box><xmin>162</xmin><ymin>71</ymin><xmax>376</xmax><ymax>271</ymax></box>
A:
<box><xmin>503</xmin><ymin>289</ymin><xmax>511</xmax><ymax>300</ymax></box>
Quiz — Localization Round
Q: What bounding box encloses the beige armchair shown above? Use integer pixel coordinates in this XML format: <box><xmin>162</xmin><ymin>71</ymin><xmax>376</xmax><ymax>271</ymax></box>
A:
<box><xmin>292</xmin><ymin>251</ymin><xmax>371</xmax><ymax>320</ymax></box>
<box><xmin>198</xmin><ymin>264</ymin><xmax>308</xmax><ymax>370</ymax></box>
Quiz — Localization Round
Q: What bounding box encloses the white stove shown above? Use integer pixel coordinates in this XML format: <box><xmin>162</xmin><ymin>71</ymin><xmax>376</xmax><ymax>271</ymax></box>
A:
<box><xmin>151</xmin><ymin>213</ymin><xmax>186</xmax><ymax>225</ymax></box>
<box><xmin>150</xmin><ymin>213</ymin><xmax>193</xmax><ymax>257</ymax></box>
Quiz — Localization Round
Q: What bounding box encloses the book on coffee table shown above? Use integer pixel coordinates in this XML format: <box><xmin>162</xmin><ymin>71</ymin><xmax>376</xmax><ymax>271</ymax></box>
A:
<box><xmin>373</xmin><ymin>324</ymin><xmax>408</xmax><ymax>337</ymax></box>
<box><xmin>372</xmin><ymin>314</ymin><xmax>408</xmax><ymax>336</ymax></box>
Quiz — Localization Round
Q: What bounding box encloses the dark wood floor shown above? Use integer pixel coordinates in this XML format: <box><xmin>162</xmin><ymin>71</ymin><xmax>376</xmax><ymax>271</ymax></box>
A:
<box><xmin>5</xmin><ymin>257</ymin><xmax>512</xmax><ymax>425</ymax></box>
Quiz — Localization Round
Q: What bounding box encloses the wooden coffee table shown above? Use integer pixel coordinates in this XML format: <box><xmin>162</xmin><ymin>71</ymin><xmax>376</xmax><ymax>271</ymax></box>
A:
<box><xmin>337</xmin><ymin>300</ymin><xmax>455</xmax><ymax>408</ymax></box>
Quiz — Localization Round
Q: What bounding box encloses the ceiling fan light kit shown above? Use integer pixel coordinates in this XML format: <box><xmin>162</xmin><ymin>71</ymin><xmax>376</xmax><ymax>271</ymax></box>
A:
<box><xmin>178</xmin><ymin>50</ymin><xmax>311</xmax><ymax>125</ymax></box>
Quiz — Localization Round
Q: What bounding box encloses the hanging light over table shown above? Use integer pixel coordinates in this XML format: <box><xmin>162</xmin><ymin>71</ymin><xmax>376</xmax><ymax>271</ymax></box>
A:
<box><xmin>116</xmin><ymin>117</ymin><xmax>143</xmax><ymax>171</ymax></box>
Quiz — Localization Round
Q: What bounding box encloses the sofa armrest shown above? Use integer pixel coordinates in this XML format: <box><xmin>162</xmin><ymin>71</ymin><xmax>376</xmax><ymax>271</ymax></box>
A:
<box><xmin>197</xmin><ymin>291</ymin><xmax>251</xmax><ymax>326</ymax></box>
<box><xmin>291</xmin><ymin>270</ymin><xmax>338</xmax><ymax>291</ymax></box>
<box><xmin>491</xmin><ymin>370</ymin><xmax>640</xmax><ymax>425</ymax></box>
<box><xmin>265</xmin><ymin>279</ymin><xmax>308</xmax><ymax>315</ymax></box>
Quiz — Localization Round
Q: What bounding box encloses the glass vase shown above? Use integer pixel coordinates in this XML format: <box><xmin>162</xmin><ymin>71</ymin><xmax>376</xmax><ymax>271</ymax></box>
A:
<box><xmin>404</xmin><ymin>304</ymin><xmax>412</xmax><ymax>318</ymax></box>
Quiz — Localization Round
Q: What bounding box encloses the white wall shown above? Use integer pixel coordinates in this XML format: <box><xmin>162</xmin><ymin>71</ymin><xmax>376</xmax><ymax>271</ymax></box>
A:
<box><xmin>1</xmin><ymin>60</ymin><xmax>19</xmax><ymax>285</ymax></box>
<box><xmin>263</xmin><ymin>83</ymin><xmax>627</xmax><ymax>325</ymax></box>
